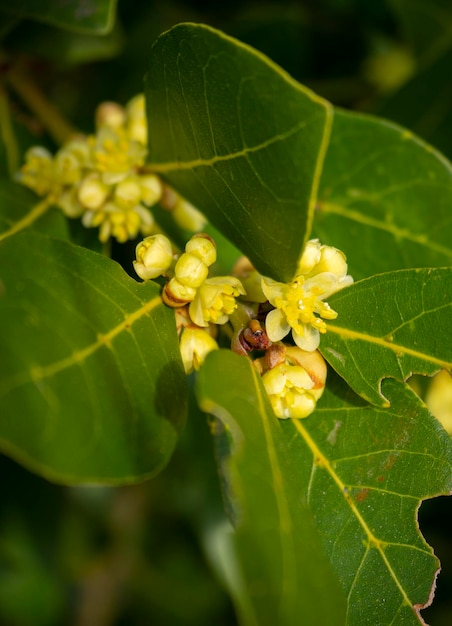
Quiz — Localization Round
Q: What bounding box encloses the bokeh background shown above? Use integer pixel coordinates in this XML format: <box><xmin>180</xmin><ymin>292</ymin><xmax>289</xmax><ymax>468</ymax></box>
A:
<box><xmin>1</xmin><ymin>1</ymin><xmax>451</xmax><ymax>624</ymax></box>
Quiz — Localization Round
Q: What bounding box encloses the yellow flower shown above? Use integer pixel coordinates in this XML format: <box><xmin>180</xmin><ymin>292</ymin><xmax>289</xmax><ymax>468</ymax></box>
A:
<box><xmin>179</xmin><ymin>327</ymin><xmax>219</xmax><ymax>374</ymax></box>
<box><xmin>262</xmin><ymin>240</ymin><xmax>353</xmax><ymax>351</ymax></box>
<box><xmin>133</xmin><ymin>234</ymin><xmax>174</xmax><ymax>280</ymax></box>
<box><xmin>189</xmin><ymin>277</ymin><xmax>246</xmax><ymax>327</ymax></box>
<box><xmin>18</xmin><ymin>147</ymin><xmax>55</xmax><ymax>196</ymax></box>
<box><xmin>262</xmin><ymin>347</ymin><xmax>327</xmax><ymax>419</ymax></box>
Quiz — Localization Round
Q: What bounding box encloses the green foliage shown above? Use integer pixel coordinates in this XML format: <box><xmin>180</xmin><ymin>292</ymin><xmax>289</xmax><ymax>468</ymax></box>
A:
<box><xmin>0</xmin><ymin>232</ymin><xmax>185</xmax><ymax>482</ymax></box>
<box><xmin>0</xmin><ymin>4</ymin><xmax>452</xmax><ymax>625</ymax></box>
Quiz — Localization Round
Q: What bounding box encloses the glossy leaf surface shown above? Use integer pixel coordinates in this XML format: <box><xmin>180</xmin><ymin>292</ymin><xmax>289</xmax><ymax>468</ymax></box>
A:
<box><xmin>145</xmin><ymin>22</ymin><xmax>332</xmax><ymax>282</ymax></box>
<box><xmin>0</xmin><ymin>0</ymin><xmax>117</xmax><ymax>34</ymax></box>
<box><xmin>197</xmin><ymin>350</ymin><xmax>347</xmax><ymax>626</ymax></box>
<box><xmin>197</xmin><ymin>350</ymin><xmax>452</xmax><ymax>626</ymax></box>
<box><xmin>314</xmin><ymin>109</ymin><xmax>452</xmax><ymax>280</ymax></box>
<box><xmin>0</xmin><ymin>232</ymin><xmax>186</xmax><ymax>483</ymax></box>
<box><xmin>322</xmin><ymin>268</ymin><xmax>452</xmax><ymax>406</ymax></box>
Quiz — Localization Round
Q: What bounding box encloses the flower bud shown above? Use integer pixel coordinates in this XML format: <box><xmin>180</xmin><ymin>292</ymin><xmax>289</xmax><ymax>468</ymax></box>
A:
<box><xmin>185</xmin><ymin>234</ymin><xmax>216</xmax><ymax>267</ymax></box>
<box><xmin>296</xmin><ymin>239</ymin><xmax>322</xmax><ymax>275</ymax></box>
<box><xmin>114</xmin><ymin>177</ymin><xmax>142</xmax><ymax>210</ymax></box>
<box><xmin>78</xmin><ymin>175</ymin><xmax>110</xmax><ymax>210</ymax></box>
<box><xmin>172</xmin><ymin>198</ymin><xmax>207</xmax><ymax>232</ymax></box>
<box><xmin>174</xmin><ymin>253</ymin><xmax>209</xmax><ymax>288</ymax></box>
<box><xmin>162</xmin><ymin>278</ymin><xmax>197</xmax><ymax>307</ymax></box>
<box><xmin>133</xmin><ymin>234</ymin><xmax>173</xmax><ymax>280</ymax></box>
<box><xmin>126</xmin><ymin>94</ymin><xmax>147</xmax><ymax>144</ymax></box>
<box><xmin>179</xmin><ymin>327</ymin><xmax>219</xmax><ymax>374</ymax></box>
<box><xmin>96</xmin><ymin>102</ymin><xmax>126</xmax><ymax>130</ymax></box>
<box><xmin>139</xmin><ymin>174</ymin><xmax>163</xmax><ymax>206</ymax></box>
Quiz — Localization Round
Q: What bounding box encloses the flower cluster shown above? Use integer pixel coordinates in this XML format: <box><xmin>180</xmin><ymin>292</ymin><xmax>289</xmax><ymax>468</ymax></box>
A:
<box><xmin>135</xmin><ymin>231</ymin><xmax>352</xmax><ymax>420</ymax></box>
<box><xmin>134</xmin><ymin>232</ymin><xmax>245</xmax><ymax>374</ymax></box>
<box><xmin>17</xmin><ymin>95</ymin><xmax>206</xmax><ymax>242</ymax></box>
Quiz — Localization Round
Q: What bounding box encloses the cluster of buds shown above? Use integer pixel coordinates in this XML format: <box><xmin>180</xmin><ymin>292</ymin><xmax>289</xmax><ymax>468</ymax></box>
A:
<box><xmin>134</xmin><ymin>232</ymin><xmax>245</xmax><ymax>375</ymax></box>
<box><xmin>17</xmin><ymin>95</ymin><xmax>205</xmax><ymax>243</ymax></box>
<box><xmin>135</xmin><ymin>231</ymin><xmax>353</xmax><ymax>420</ymax></box>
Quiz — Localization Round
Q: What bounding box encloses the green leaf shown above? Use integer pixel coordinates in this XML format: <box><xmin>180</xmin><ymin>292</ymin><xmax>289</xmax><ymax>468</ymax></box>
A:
<box><xmin>0</xmin><ymin>232</ymin><xmax>186</xmax><ymax>483</ymax></box>
<box><xmin>197</xmin><ymin>350</ymin><xmax>452</xmax><ymax>625</ymax></box>
<box><xmin>321</xmin><ymin>268</ymin><xmax>452</xmax><ymax>406</ymax></box>
<box><xmin>314</xmin><ymin>109</ymin><xmax>452</xmax><ymax>279</ymax></box>
<box><xmin>0</xmin><ymin>0</ymin><xmax>117</xmax><ymax>34</ymax></box>
<box><xmin>145</xmin><ymin>22</ymin><xmax>332</xmax><ymax>283</ymax></box>
<box><xmin>0</xmin><ymin>182</ymin><xmax>70</xmax><ymax>241</ymax></box>
<box><xmin>196</xmin><ymin>350</ymin><xmax>347</xmax><ymax>626</ymax></box>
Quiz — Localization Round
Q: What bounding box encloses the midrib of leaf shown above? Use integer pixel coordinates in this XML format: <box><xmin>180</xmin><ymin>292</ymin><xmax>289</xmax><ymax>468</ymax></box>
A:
<box><xmin>0</xmin><ymin>197</ymin><xmax>52</xmax><ymax>241</ymax></box>
<box><xmin>319</xmin><ymin>201</ymin><xmax>452</xmax><ymax>259</ymax></box>
<box><xmin>0</xmin><ymin>294</ymin><xmax>163</xmax><ymax>397</ymax></box>
<box><xmin>250</xmin><ymin>365</ymin><xmax>298</xmax><ymax>612</ymax></box>
<box><xmin>326</xmin><ymin>324</ymin><xmax>451</xmax><ymax>370</ymax></box>
<box><xmin>293</xmin><ymin>419</ymin><xmax>414</xmax><ymax>613</ymax></box>
<box><xmin>148</xmin><ymin>113</ymin><xmax>327</xmax><ymax>173</ymax></box>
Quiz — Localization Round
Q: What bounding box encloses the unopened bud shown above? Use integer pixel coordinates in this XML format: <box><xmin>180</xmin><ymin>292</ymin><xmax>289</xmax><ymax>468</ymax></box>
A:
<box><xmin>162</xmin><ymin>278</ymin><xmax>197</xmax><ymax>307</ymax></box>
<box><xmin>114</xmin><ymin>177</ymin><xmax>142</xmax><ymax>210</ymax></box>
<box><xmin>78</xmin><ymin>176</ymin><xmax>110</xmax><ymax>210</ymax></box>
<box><xmin>174</xmin><ymin>253</ymin><xmax>209</xmax><ymax>289</ymax></box>
<box><xmin>185</xmin><ymin>234</ymin><xmax>216</xmax><ymax>267</ymax></box>
<box><xmin>133</xmin><ymin>234</ymin><xmax>173</xmax><ymax>280</ymax></box>
<box><xmin>96</xmin><ymin>102</ymin><xmax>126</xmax><ymax>130</ymax></box>
<box><xmin>139</xmin><ymin>174</ymin><xmax>163</xmax><ymax>206</ymax></box>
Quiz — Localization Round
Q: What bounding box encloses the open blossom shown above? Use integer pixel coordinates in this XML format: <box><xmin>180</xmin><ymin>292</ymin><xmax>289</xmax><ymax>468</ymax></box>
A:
<box><xmin>262</xmin><ymin>240</ymin><xmax>353</xmax><ymax>352</ymax></box>
<box><xmin>189</xmin><ymin>276</ymin><xmax>246</xmax><ymax>327</ymax></box>
<box><xmin>179</xmin><ymin>327</ymin><xmax>219</xmax><ymax>374</ymax></box>
<box><xmin>262</xmin><ymin>347</ymin><xmax>327</xmax><ymax>419</ymax></box>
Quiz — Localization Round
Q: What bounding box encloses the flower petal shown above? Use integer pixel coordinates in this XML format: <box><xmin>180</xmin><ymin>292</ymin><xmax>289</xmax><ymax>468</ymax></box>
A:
<box><xmin>265</xmin><ymin>308</ymin><xmax>290</xmax><ymax>342</ymax></box>
<box><xmin>293</xmin><ymin>325</ymin><xmax>320</xmax><ymax>352</ymax></box>
<box><xmin>261</xmin><ymin>276</ymin><xmax>285</xmax><ymax>304</ymax></box>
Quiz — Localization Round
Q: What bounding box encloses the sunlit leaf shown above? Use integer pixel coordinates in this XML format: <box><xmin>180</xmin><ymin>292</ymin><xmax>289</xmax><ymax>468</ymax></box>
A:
<box><xmin>0</xmin><ymin>232</ymin><xmax>186</xmax><ymax>483</ymax></box>
<box><xmin>145</xmin><ymin>22</ymin><xmax>332</xmax><ymax>282</ymax></box>
<box><xmin>321</xmin><ymin>268</ymin><xmax>452</xmax><ymax>406</ymax></box>
<box><xmin>197</xmin><ymin>350</ymin><xmax>452</xmax><ymax>625</ymax></box>
<box><xmin>0</xmin><ymin>0</ymin><xmax>117</xmax><ymax>34</ymax></box>
<box><xmin>314</xmin><ymin>109</ymin><xmax>452</xmax><ymax>279</ymax></box>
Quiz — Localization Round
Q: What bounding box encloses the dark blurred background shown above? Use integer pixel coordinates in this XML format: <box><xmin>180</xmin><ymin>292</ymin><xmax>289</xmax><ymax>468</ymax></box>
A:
<box><xmin>1</xmin><ymin>1</ymin><xmax>451</xmax><ymax>624</ymax></box>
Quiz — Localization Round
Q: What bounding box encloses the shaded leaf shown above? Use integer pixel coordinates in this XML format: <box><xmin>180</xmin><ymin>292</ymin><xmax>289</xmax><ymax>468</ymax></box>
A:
<box><xmin>0</xmin><ymin>182</ymin><xmax>69</xmax><ymax>241</ymax></box>
<box><xmin>321</xmin><ymin>268</ymin><xmax>452</xmax><ymax>407</ymax></box>
<box><xmin>196</xmin><ymin>350</ymin><xmax>347</xmax><ymax>626</ymax></box>
<box><xmin>0</xmin><ymin>232</ymin><xmax>186</xmax><ymax>483</ymax></box>
<box><xmin>314</xmin><ymin>109</ymin><xmax>452</xmax><ymax>280</ymax></box>
<box><xmin>0</xmin><ymin>0</ymin><xmax>117</xmax><ymax>34</ymax></box>
<box><xmin>377</xmin><ymin>46</ymin><xmax>452</xmax><ymax>161</ymax></box>
<box><xmin>197</xmin><ymin>350</ymin><xmax>452</xmax><ymax>625</ymax></box>
<box><xmin>145</xmin><ymin>22</ymin><xmax>332</xmax><ymax>283</ymax></box>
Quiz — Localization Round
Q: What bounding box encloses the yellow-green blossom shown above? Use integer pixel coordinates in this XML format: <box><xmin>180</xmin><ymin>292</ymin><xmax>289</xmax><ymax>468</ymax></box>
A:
<box><xmin>133</xmin><ymin>234</ymin><xmax>174</xmax><ymax>280</ymax></box>
<box><xmin>179</xmin><ymin>327</ymin><xmax>219</xmax><ymax>374</ymax></box>
<box><xmin>18</xmin><ymin>147</ymin><xmax>55</xmax><ymax>196</ymax></box>
<box><xmin>189</xmin><ymin>276</ymin><xmax>246</xmax><ymax>327</ymax></box>
<box><xmin>262</xmin><ymin>240</ymin><xmax>353</xmax><ymax>351</ymax></box>
<box><xmin>262</xmin><ymin>347</ymin><xmax>327</xmax><ymax>419</ymax></box>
